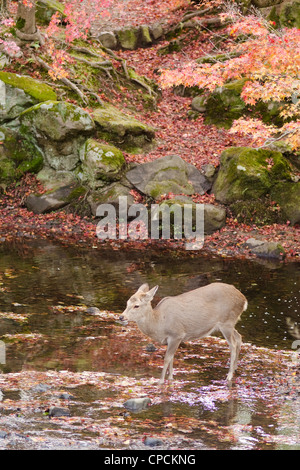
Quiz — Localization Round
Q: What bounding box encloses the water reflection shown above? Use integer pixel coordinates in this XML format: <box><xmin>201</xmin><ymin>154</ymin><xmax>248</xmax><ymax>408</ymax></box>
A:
<box><xmin>0</xmin><ymin>240</ymin><xmax>299</xmax><ymax>450</ymax></box>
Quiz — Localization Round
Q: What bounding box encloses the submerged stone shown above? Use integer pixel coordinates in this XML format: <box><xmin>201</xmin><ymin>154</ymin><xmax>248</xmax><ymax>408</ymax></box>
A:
<box><xmin>123</xmin><ymin>397</ymin><xmax>151</xmax><ymax>412</ymax></box>
<box><xmin>251</xmin><ymin>241</ymin><xmax>286</xmax><ymax>260</ymax></box>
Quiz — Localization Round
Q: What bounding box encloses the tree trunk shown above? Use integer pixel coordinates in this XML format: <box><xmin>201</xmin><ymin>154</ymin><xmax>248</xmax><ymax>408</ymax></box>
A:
<box><xmin>16</xmin><ymin>0</ymin><xmax>44</xmax><ymax>44</ymax></box>
<box><xmin>0</xmin><ymin>0</ymin><xmax>8</xmax><ymax>14</ymax></box>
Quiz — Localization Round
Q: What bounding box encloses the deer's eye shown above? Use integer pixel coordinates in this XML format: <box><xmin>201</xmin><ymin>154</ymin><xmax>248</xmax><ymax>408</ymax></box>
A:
<box><xmin>134</xmin><ymin>305</ymin><xmax>139</xmax><ymax>308</ymax></box>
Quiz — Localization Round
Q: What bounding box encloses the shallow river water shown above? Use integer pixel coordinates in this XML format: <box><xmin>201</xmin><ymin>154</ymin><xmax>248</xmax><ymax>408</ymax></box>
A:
<box><xmin>0</xmin><ymin>240</ymin><xmax>299</xmax><ymax>450</ymax></box>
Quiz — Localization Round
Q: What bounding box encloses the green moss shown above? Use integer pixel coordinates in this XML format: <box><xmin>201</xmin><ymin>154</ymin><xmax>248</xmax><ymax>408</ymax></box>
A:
<box><xmin>230</xmin><ymin>197</ymin><xmax>282</xmax><ymax>225</ymax></box>
<box><xmin>204</xmin><ymin>79</ymin><xmax>248</xmax><ymax>128</ymax></box>
<box><xmin>117</xmin><ymin>28</ymin><xmax>139</xmax><ymax>50</ymax></box>
<box><xmin>0</xmin><ymin>126</ymin><xmax>44</xmax><ymax>183</ymax></box>
<box><xmin>271</xmin><ymin>181</ymin><xmax>300</xmax><ymax>225</ymax></box>
<box><xmin>0</xmin><ymin>72</ymin><xmax>57</xmax><ymax>102</ymax></box>
<box><xmin>66</xmin><ymin>186</ymin><xmax>87</xmax><ymax>202</ymax></box>
<box><xmin>36</xmin><ymin>0</ymin><xmax>65</xmax><ymax>25</ymax></box>
<box><xmin>213</xmin><ymin>147</ymin><xmax>292</xmax><ymax>204</ymax></box>
<box><xmin>0</xmin><ymin>158</ymin><xmax>16</xmax><ymax>181</ymax></box>
<box><xmin>92</xmin><ymin>104</ymin><xmax>155</xmax><ymax>151</ymax></box>
<box><xmin>279</xmin><ymin>1</ymin><xmax>300</xmax><ymax>28</ymax></box>
<box><xmin>147</xmin><ymin>180</ymin><xmax>194</xmax><ymax>199</ymax></box>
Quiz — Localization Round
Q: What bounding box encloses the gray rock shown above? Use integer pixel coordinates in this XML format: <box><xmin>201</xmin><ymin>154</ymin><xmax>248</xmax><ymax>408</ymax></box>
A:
<box><xmin>86</xmin><ymin>307</ymin><xmax>101</xmax><ymax>315</ymax></box>
<box><xmin>19</xmin><ymin>101</ymin><xmax>94</xmax><ymax>175</ymax></box>
<box><xmin>125</xmin><ymin>155</ymin><xmax>211</xmax><ymax>199</ymax></box>
<box><xmin>203</xmin><ymin>204</ymin><xmax>226</xmax><ymax>234</ymax></box>
<box><xmin>212</xmin><ymin>147</ymin><xmax>291</xmax><ymax>204</ymax></box>
<box><xmin>145</xmin><ymin>343</ymin><xmax>157</xmax><ymax>352</ymax></box>
<box><xmin>92</xmin><ymin>103</ymin><xmax>155</xmax><ymax>152</ymax></box>
<box><xmin>244</xmin><ymin>238</ymin><xmax>265</xmax><ymax>249</ymax></box>
<box><xmin>191</xmin><ymin>95</ymin><xmax>207</xmax><ymax>113</ymax></box>
<box><xmin>0</xmin><ymin>72</ymin><xmax>57</xmax><ymax>122</ymax></box>
<box><xmin>31</xmin><ymin>383</ymin><xmax>51</xmax><ymax>393</ymax></box>
<box><xmin>20</xmin><ymin>101</ymin><xmax>94</xmax><ymax>142</ymax></box>
<box><xmin>0</xmin><ymin>80</ymin><xmax>36</xmax><ymax>121</ymax></box>
<box><xmin>251</xmin><ymin>242</ymin><xmax>286</xmax><ymax>260</ymax></box>
<box><xmin>144</xmin><ymin>437</ymin><xmax>163</xmax><ymax>447</ymax></box>
<box><xmin>98</xmin><ymin>31</ymin><xmax>117</xmax><ymax>49</ymax></box>
<box><xmin>116</xmin><ymin>27</ymin><xmax>140</xmax><ymax>50</ymax></box>
<box><xmin>150</xmin><ymin>23</ymin><xmax>164</xmax><ymax>40</ymax></box>
<box><xmin>88</xmin><ymin>183</ymin><xmax>135</xmax><ymax>216</ymax></box>
<box><xmin>140</xmin><ymin>25</ymin><xmax>152</xmax><ymax>46</ymax></box>
<box><xmin>48</xmin><ymin>406</ymin><xmax>70</xmax><ymax>418</ymax></box>
<box><xmin>26</xmin><ymin>183</ymin><xmax>79</xmax><ymax>214</ymax></box>
<box><xmin>0</xmin><ymin>430</ymin><xmax>8</xmax><ymax>439</ymax></box>
<box><xmin>123</xmin><ymin>397</ymin><xmax>151</xmax><ymax>412</ymax></box>
<box><xmin>201</xmin><ymin>163</ymin><xmax>216</xmax><ymax>181</ymax></box>
<box><xmin>78</xmin><ymin>138</ymin><xmax>125</xmax><ymax>189</ymax></box>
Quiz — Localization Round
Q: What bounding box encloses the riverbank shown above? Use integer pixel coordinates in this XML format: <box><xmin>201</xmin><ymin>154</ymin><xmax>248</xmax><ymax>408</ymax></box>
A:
<box><xmin>0</xmin><ymin>174</ymin><xmax>299</xmax><ymax>261</ymax></box>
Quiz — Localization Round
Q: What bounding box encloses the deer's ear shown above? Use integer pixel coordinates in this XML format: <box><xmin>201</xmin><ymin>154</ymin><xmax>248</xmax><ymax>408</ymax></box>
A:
<box><xmin>144</xmin><ymin>285</ymin><xmax>159</xmax><ymax>302</ymax></box>
<box><xmin>137</xmin><ymin>283</ymin><xmax>149</xmax><ymax>293</ymax></box>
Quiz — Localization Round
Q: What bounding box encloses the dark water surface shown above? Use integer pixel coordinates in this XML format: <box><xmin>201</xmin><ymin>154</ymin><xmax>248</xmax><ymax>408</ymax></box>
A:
<box><xmin>0</xmin><ymin>240</ymin><xmax>299</xmax><ymax>450</ymax></box>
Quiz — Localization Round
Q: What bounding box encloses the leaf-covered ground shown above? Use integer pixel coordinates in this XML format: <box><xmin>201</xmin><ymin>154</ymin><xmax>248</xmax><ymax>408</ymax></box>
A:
<box><xmin>1</xmin><ymin>2</ymin><xmax>300</xmax><ymax>260</ymax></box>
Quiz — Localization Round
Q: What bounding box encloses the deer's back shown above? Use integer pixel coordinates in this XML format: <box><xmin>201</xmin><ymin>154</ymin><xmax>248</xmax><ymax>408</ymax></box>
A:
<box><xmin>155</xmin><ymin>283</ymin><xmax>246</xmax><ymax>341</ymax></box>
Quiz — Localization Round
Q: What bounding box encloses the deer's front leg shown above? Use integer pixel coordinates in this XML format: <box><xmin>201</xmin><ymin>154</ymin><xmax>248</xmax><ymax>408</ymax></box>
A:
<box><xmin>159</xmin><ymin>337</ymin><xmax>181</xmax><ymax>384</ymax></box>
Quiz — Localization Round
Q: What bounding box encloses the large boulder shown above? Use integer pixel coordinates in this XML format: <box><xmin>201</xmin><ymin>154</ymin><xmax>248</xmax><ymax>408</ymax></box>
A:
<box><xmin>0</xmin><ymin>72</ymin><xmax>57</xmax><ymax>121</ymax></box>
<box><xmin>125</xmin><ymin>155</ymin><xmax>211</xmax><ymax>199</ymax></box>
<box><xmin>19</xmin><ymin>100</ymin><xmax>95</xmax><ymax>173</ymax></box>
<box><xmin>212</xmin><ymin>147</ymin><xmax>292</xmax><ymax>204</ymax></box>
<box><xmin>271</xmin><ymin>181</ymin><xmax>300</xmax><ymax>225</ymax></box>
<box><xmin>92</xmin><ymin>104</ymin><xmax>155</xmax><ymax>153</ymax></box>
<box><xmin>78</xmin><ymin>138</ymin><xmax>126</xmax><ymax>189</ymax></box>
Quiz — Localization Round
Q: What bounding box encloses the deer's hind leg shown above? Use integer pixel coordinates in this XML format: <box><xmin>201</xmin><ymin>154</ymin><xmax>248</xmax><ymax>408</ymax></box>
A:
<box><xmin>219</xmin><ymin>324</ymin><xmax>239</xmax><ymax>382</ymax></box>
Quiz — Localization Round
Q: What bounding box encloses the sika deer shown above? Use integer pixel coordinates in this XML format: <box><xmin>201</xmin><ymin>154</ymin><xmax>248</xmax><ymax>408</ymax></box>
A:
<box><xmin>120</xmin><ymin>283</ymin><xmax>247</xmax><ymax>384</ymax></box>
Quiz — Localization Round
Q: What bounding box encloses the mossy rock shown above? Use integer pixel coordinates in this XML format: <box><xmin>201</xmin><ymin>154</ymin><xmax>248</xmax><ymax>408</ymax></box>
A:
<box><xmin>230</xmin><ymin>197</ymin><xmax>282</xmax><ymax>225</ymax></box>
<box><xmin>270</xmin><ymin>140</ymin><xmax>300</xmax><ymax>170</ymax></box>
<box><xmin>36</xmin><ymin>0</ymin><xmax>65</xmax><ymax>25</ymax></box>
<box><xmin>92</xmin><ymin>104</ymin><xmax>155</xmax><ymax>152</ymax></box>
<box><xmin>204</xmin><ymin>79</ymin><xmax>248</xmax><ymax>128</ymax></box>
<box><xmin>125</xmin><ymin>154</ymin><xmax>210</xmax><ymax>199</ymax></box>
<box><xmin>19</xmin><ymin>100</ymin><xmax>94</xmax><ymax>141</ymax></box>
<box><xmin>0</xmin><ymin>72</ymin><xmax>57</xmax><ymax>103</ymax></box>
<box><xmin>0</xmin><ymin>126</ymin><xmax>43</xmax><ymax>182</ymax></box>
<box><xmin>202</xmin><ymin>77</ymin><xmax>289</xmax><ymax>128</ymax></box>
<box><xmin>212</xmin><ymin>146</ymin><xmax>292</xmax><ymax>204</ymax></box>
<box><xmin>88</xmin><ymin>183</ymin><xmax>135</xmax><ymax>216</ymax></box>
<box><xmin>151</xmin><ymin>199</ymin><xmax>226</xmax><ymax>237</ymax></box>
<box><xmin>26</xmin><ymin>183</ymin><xmax>84</xmax><ymax>214</ymax></box>
<box><xmin>78</xmin><ymin>138</ymin><xmax>126</xmax><ymax>189</ymax></box>
<box><xmin>271</xmin><ymin>181</ymin><xmax>300</xmax><ymax>225</ymax></box>
<box><xmin>279</xmin><ymin>1</ymin><xmax>300</xmax><ymax>28</ymax></box>
<box><xmin>116</xmin><ymin>27</ymin><xmax>140</xmax><ymax>50</ymax></box>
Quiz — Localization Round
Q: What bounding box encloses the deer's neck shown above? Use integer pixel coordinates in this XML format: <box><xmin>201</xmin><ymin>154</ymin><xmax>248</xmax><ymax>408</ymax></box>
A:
<box><xmin>136</xmin><ymin>305</ymin><xmax>163</xmax><ymax>343</ymax></box>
